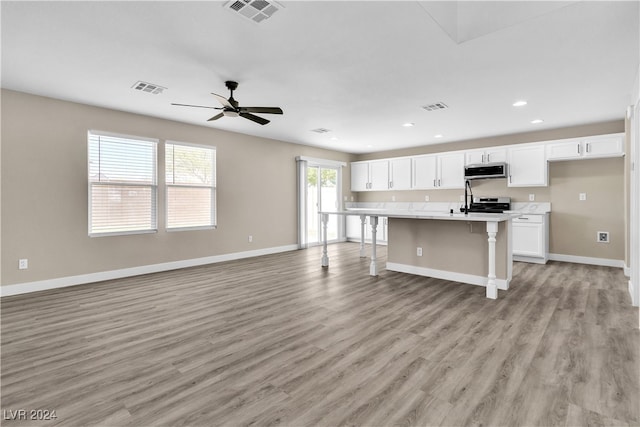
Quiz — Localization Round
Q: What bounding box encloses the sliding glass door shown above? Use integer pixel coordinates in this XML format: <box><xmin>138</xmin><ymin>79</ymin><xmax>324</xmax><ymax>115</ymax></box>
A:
<box><xmin>306</xmin><ymin>166</ymin><xmax>339</xmax><ymax>245</ymax></box>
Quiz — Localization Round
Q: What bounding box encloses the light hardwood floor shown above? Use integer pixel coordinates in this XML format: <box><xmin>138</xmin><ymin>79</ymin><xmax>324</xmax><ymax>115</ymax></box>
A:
<box><xmin>1</xmin><ymin>243</ymin><xmax>638</xmax><ymax>427</ymax></box>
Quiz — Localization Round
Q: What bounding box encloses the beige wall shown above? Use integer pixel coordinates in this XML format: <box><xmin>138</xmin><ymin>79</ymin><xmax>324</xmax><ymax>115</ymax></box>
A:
<box><xmin>356</xmin><ymin>121</ymin><xmax>626</xmax><ymax>261</ymax></box>
<box><xmin>1</xmin><ymin>90</ymin><xmax>355</xmax><ymax>286</ymax></box>
<box><xmin>388</xmin><ymin>218</ymin><xmax>509</xmax><ymax>279</ymax></box>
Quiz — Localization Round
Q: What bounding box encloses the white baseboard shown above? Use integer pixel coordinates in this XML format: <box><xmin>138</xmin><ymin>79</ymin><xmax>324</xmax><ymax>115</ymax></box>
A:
<box><xmin>386</xmin><ymin>262</ymin><xmax>510</xmax><ymax>290</ymax></box>
<box><xmin>629</xmin><ymin>280</ymin><xmax>638</xmax><ymax>307</ymax></box>
<box><xmin>548</xmin><ymin>253</ymin><xmax>625</xmax><ymax>268</ymax></box>
<box><xmin>1</xmin><ymin>244</ymin><xmax>299</xmax><ymax>297</ymax></box>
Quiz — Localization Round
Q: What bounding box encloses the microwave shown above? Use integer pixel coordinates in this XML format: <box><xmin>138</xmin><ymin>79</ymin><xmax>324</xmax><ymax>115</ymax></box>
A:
<box><xmin>464</xmin><ymin>162</ymin><xmax>508</xmax><ymax>180</ymax></box>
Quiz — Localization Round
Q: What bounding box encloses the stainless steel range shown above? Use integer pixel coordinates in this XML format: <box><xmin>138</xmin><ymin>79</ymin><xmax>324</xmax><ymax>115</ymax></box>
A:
<box><xmin>468</xmin><ymin>197</ymin><xmax>511</xmax><ymax>213</ymax></box>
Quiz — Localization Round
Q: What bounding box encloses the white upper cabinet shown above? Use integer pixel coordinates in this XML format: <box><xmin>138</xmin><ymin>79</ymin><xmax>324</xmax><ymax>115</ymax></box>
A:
<box><xmin>369</xmin><ymin>160</ymin><xmax>390</xmax><ymax>191</ymax></box>
<box><xmin>507</xmin><ymin>144</ymin><xmax>548</xmax><ymax>187</ymax></box>
<box><xmin>351</xmin><ymin>161</ymin><xmax>371</xmax><ymax>191</ymax></box>
<box><xmin>437</xmin><ymin>152</ymin><xmax>465</xmax><ymax>189</ymax></box>
<box><xmin>412</xmin><ymin>155</ymin><xmax>438</xmax><ymax>189</ymax></box>
<box><xmin>582</xmin><ymin>134</ymin><xmax>624</xmax><ymax>158</ymax></box>
<box><xmin>546</xmin><ymin>133</ymin><xmax>624</xmax><ymax>161</ymax></box>
<box><xmin>412</xmin><ymin>152</ymin><xmax>464</xmax><ymax>189</ymax></box>
<box><xmin>350</xmin><ymin>160</ymin><xmax>390</xmax><ymax>191</ymax></box>
<box><xmin>465</xmin><ymin>148</ymin><xmax>507</xmax><ymax>165</ymax></box>
<box><xmin>389</xmin><ymin>158</ymin><xmax>412</xmax><ymax>190</ymax></box>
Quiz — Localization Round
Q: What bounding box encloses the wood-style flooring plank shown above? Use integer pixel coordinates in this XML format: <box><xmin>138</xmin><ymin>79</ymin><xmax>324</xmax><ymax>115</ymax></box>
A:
<box><xmin>1</xmin><ymin>243</ymin><xmax>638</xmax><ymax>427</ymax></box>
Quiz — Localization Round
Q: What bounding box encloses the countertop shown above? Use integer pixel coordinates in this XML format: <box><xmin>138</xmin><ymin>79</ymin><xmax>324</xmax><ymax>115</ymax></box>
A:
<box><xmin>322</xmin><ymin>209</ymin><xmax>518</xmax><ymax>223</ymax></box>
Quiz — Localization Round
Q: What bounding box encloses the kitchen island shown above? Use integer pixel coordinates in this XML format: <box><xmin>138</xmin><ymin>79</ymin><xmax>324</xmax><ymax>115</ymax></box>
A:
<box><xmin>320</xmin><ymin>209</ymin><xmax>517</xmax><ymax>299</ymax></box>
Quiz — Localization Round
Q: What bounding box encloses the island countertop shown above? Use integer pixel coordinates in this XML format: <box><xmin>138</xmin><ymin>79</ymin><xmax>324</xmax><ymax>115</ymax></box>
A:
<box><xmin>321</xmin><ymin>208</ymin><xmax>518</xmax><ymax>222</ymax></box>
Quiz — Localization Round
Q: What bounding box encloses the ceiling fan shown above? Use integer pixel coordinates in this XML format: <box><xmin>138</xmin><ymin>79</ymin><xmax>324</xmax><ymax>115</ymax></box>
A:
<box><xmin>171</xmin><ymin>81</ymin><xmax>283</xmax><ymax>125</ymax></box>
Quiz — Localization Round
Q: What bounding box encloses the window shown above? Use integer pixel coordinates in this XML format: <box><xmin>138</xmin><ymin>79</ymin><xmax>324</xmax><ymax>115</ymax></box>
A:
<box><xmin>166</xmin><ymin>142</ymin><xmax>216</xmax><ymax>230</ymax></box>
<box><xmin>88</xmin><ymin>131</ymin><xmax>157</xmax><ymax>236</ymax></box>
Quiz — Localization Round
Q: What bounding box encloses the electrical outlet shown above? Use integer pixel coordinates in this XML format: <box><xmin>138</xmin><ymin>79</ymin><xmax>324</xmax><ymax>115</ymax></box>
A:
<box><xmin>391</xmin><ymin>195</ymin><xmax>396</xmax><ymax>202</ymax></box>
<box><xmin>424</xmin><ymin>195</ymin><xmax>430</xmax><ymax>202</ymax></box>
<box><xmin>18</xmin><ymin>259</ymin><xmax>28</xmax><ymax>270</ymax></box>
<box><xmin>248</xmin><ymin>235</ymin><xmax>253</xmax><ymax>243</ymax></box>
<box><xmin>350</xmin><ymin>196</ymin><xmax>354</xmax><ymax>202</ymax></box>
<box><xmin>579</xmin><ymin>193</ymin><xmax>587</xmax><ymax>201</ymax></box>
<box><xmin>597</xmin><ymin>231</ymin><xmax>609</xmax><ymax>243</ymax></box>
<box><xmin>344</xmin><ymin>196</ymin><xmax>348</xmax><ymax>201</ymax></box>
<box><xmin>459</xmin><ymin>195</ymin><xmax>465</xmax><ymax>202</ymax></box>
<box><xmin>529</xmin><ymin>194</ymin><xmax>535</xmax><ymax>202</ymax></box>
<box><xmin>417</xmin><ymin>247</ymin><xmax>423</xmax><ymax>256</ymax></box>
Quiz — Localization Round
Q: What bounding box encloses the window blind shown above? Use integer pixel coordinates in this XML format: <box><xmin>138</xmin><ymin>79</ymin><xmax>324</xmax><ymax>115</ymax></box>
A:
<box><xmin>88</xmin><ymin>132</ymin><xmax>157</xmax><ymax>236</ymax></box>
<box><xmin>166</xmin><ymin>142</ymin><xmax>216</xmax><ymax>230</ymax></box>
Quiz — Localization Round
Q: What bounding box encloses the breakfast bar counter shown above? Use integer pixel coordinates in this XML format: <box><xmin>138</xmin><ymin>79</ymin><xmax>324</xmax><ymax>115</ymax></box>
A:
<box><xmin>319</xmin><ymin>209</ymin><xmax>517</xmax><ymax>299</ymax></box>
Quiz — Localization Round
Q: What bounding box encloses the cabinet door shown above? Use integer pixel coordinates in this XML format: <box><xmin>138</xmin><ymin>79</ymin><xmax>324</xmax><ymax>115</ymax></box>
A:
<box><xmin>369</xmin><ymin>160</ymin><xmax>390</xmax><ymax>191</ymax></box>
<box><xmin>389</xmin><ymin>158</ymin><xmax>412</xmax><ymax>190</ymax></box>
<box><xmin>485</xmin><ymin>148</ymin><xmax>506</xmax><ymax>163</ymax></box>
<box><xmin>351</xmin><ymin>162</ymin><xmax>370</xmax><ymax>191</ymax></box>
<box><xmin>465</xmin><ymin>150</ymin><xmax>485</xmax><ymax>165</ymax></box>
<box><xmin>583</xmin><ymin>135</ymin><xmax>623</xmax><ymax>158</ymax></box>
<box><xmin>512</xmin><ymin>223</ymin><xmax>544</xmax><ymax>257</ymax></box>
<box><xmin>508</xmin><ymin>145</ymin><xmax>547</xmax><ymax>187</ymax></box>
<box><xmin>546</xmin><ymin>140</ymin><xmax>582</xmax><ymax>161</ymax></box>
<box><xmin>412</xmin><ymin>155</ymin><xmax>437</xmax><ymax>189</ymax></box>
<box><xmin>438</xmin><ymin>153</ymin><xmax>465</xmax><ymax>189</ymax></box>
<box><xmin>345</xmin><ymin>215</ymin><xmax>362</xmax><ymax>239</ymax></box>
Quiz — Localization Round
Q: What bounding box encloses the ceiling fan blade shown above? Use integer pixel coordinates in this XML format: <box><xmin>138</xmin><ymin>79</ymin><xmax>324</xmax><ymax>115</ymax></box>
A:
<box><xmin>239</xmin><ymin>112</ymin><xmax>270</xmax><ymax>125</ymax></box>
<box><xmin>240</xmin><ymin>107</ymin><xmax>283</xmax><ymax>115</ymax></box>
<box><xmin>207</xmin><ymin>112</ymin><xmax>225</xmax><ymax>121</ymax></box>
<box><xmin>171</xmin><ymin>103</ymin><xmax>221</xmax><ymax>109</ymax></box>
<box><xmin>211</xmin><ymin>93</ymin><xmax>233</xmax><ymax>109</ymax></box>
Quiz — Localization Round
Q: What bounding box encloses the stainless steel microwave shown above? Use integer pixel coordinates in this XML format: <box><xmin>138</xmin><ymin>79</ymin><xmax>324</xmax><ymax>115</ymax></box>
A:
<box><xmin>464</xmin><ymin>162</ymin><xmax>508</xmax><ymax>180</ymax></box>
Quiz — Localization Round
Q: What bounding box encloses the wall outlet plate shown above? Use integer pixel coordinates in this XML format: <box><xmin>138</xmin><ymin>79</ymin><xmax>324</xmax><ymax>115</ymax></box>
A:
<box><xmin>417</xmin><ymin>247</ymin><xmax>423</xmax><ymax>256</ymax></box>
<box><xmin>579</xmin><ymin>193</ymin><xmax>587</xmax><ymax>201</ymax></box>
<box><xmin>18</xmin><ymin>259</ymin><xmax>28</xmax><ymax>270</ymax></box>
<box><xmin>424</xmin><ymin>195</ymin><xmax>430</xmax><ymax>202</ymax></box>
<box><xmin>597</xmin><ymin>231</ymin><xmax>609</xmax><ymax>243</ymax></box>
<box><xmin>529</xmin><ymin>194</ymin><xmax>535</xmax><ymax>201</ymax></box>
<box><xmin>248</xmin><ymin>235</ymin><xmax>253</xmax><ymax>243</ymax></box>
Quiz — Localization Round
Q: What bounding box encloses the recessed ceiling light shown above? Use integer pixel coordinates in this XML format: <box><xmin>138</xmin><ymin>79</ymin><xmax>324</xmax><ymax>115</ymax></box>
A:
<box><xmin>513</xmin><ymin>100</ymin><xmax>527</xmax><ymax>107</ymax></box>
<box><xmin>402</xmin><ymin>122</ymin><xmax>415</xmax><ymax>127</ymax></box>
<box><xmin>434</xmin><ymin>134</ymin><xmax>443</xmax><ymax>138</ymax></box>
<box><xmin>530</xmin><ymin>119</ymin><xmax>544</xmax><ymax>124</ymax></box>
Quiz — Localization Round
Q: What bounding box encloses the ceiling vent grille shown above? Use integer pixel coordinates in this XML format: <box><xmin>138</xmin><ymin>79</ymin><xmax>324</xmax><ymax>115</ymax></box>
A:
<box><xmin>311</xmin><ymin>128</ymin><xmax>331</xmax><ymax>134</ymax></box>
<box><xmin>421</xmin><ymin>102</ymin><xmax>448</xmax><ymax>111</ymax></box>
<box><xmin>224</xmin><ymin>0</ymin><xmax>283</xmax><ymax>24</ymax></box>
<box><xmin>132</xmin><ymin>81</ymin><xmax>166</xmax><ymax>95</ymax></box>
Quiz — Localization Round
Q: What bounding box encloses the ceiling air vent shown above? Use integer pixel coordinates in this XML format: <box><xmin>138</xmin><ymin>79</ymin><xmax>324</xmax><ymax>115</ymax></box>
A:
<box><xmin>311</xmin><ymin>128</ymin><xmax>331</xmax><ymax>134</ymax></box>
<box><xmin>132</xmin><ymin>81</ymin><xmax>166</xmax><ymax>95</ymax></box>
<box><xmin>224</xmin><ymin>0</ymin><xmax>283</xmax><ymax>24</ymax></box>
<box><xmin>421</xmin><ymin>102</ymin><xmax>448</xmax><ymax>111</ymax></box>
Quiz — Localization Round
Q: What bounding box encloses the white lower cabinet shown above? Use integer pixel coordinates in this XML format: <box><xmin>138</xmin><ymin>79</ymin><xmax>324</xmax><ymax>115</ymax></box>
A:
<box><xmin>512</xmin><ymin>213</ymin><xmax>548</xmax><ymax>264</ymax></box>
<box><xmin>346</xmin><ymin>216</ymin><xmax>387</xmax><ymax>244</ymax></box>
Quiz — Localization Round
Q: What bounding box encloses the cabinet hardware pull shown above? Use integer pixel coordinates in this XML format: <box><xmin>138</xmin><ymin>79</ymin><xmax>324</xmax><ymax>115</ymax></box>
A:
<box><xmin>509</xmin><ymin>175</ymin><xmax>512</xmax><ymax>183</ymax></box>
<box><xmin>433</xmin><ymin>179</ymin><xmax>436</xmax><ymax>187</ymax></box>
<box><xmin>486</xmin><ymin>153</ymin><xmax>490</xmax><ymax>162</ymax></box>
<box><xmin>438</xmin><ymin>179</ymin><xmax>441</xmax><ymax>187</ymax></box>
<box><xmin>518</xmin><ymin>217</ymin><xmax>529</xmax><ymax>220</ymax></box>
<box><xmin>586</xmin><ymin>143</ymin><xmax>590</xmax><ymax>153</ymax></box>
<box><xmin>577</xmin><ymin>143</ymin><xmax>580</xmax><ymax>154</ymax></box>
<box><xmin>482</xmin><ymin>154</ymin><xmax>485</xmax><ymax>163</ymax></box>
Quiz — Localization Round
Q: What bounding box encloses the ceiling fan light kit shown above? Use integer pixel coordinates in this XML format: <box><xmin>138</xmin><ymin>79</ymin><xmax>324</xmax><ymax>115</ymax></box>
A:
<box><xmin>172</xmin><ymin>80</ymin><xmax>283</xmax><ymax>126</ymax></box>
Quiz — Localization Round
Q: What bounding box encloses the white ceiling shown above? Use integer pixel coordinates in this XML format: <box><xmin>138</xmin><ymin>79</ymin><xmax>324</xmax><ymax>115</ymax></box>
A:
<box><xmin>1</xmin><ymin>1</ymin><xmax>638</xmax><ymax>154</ymax></box>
